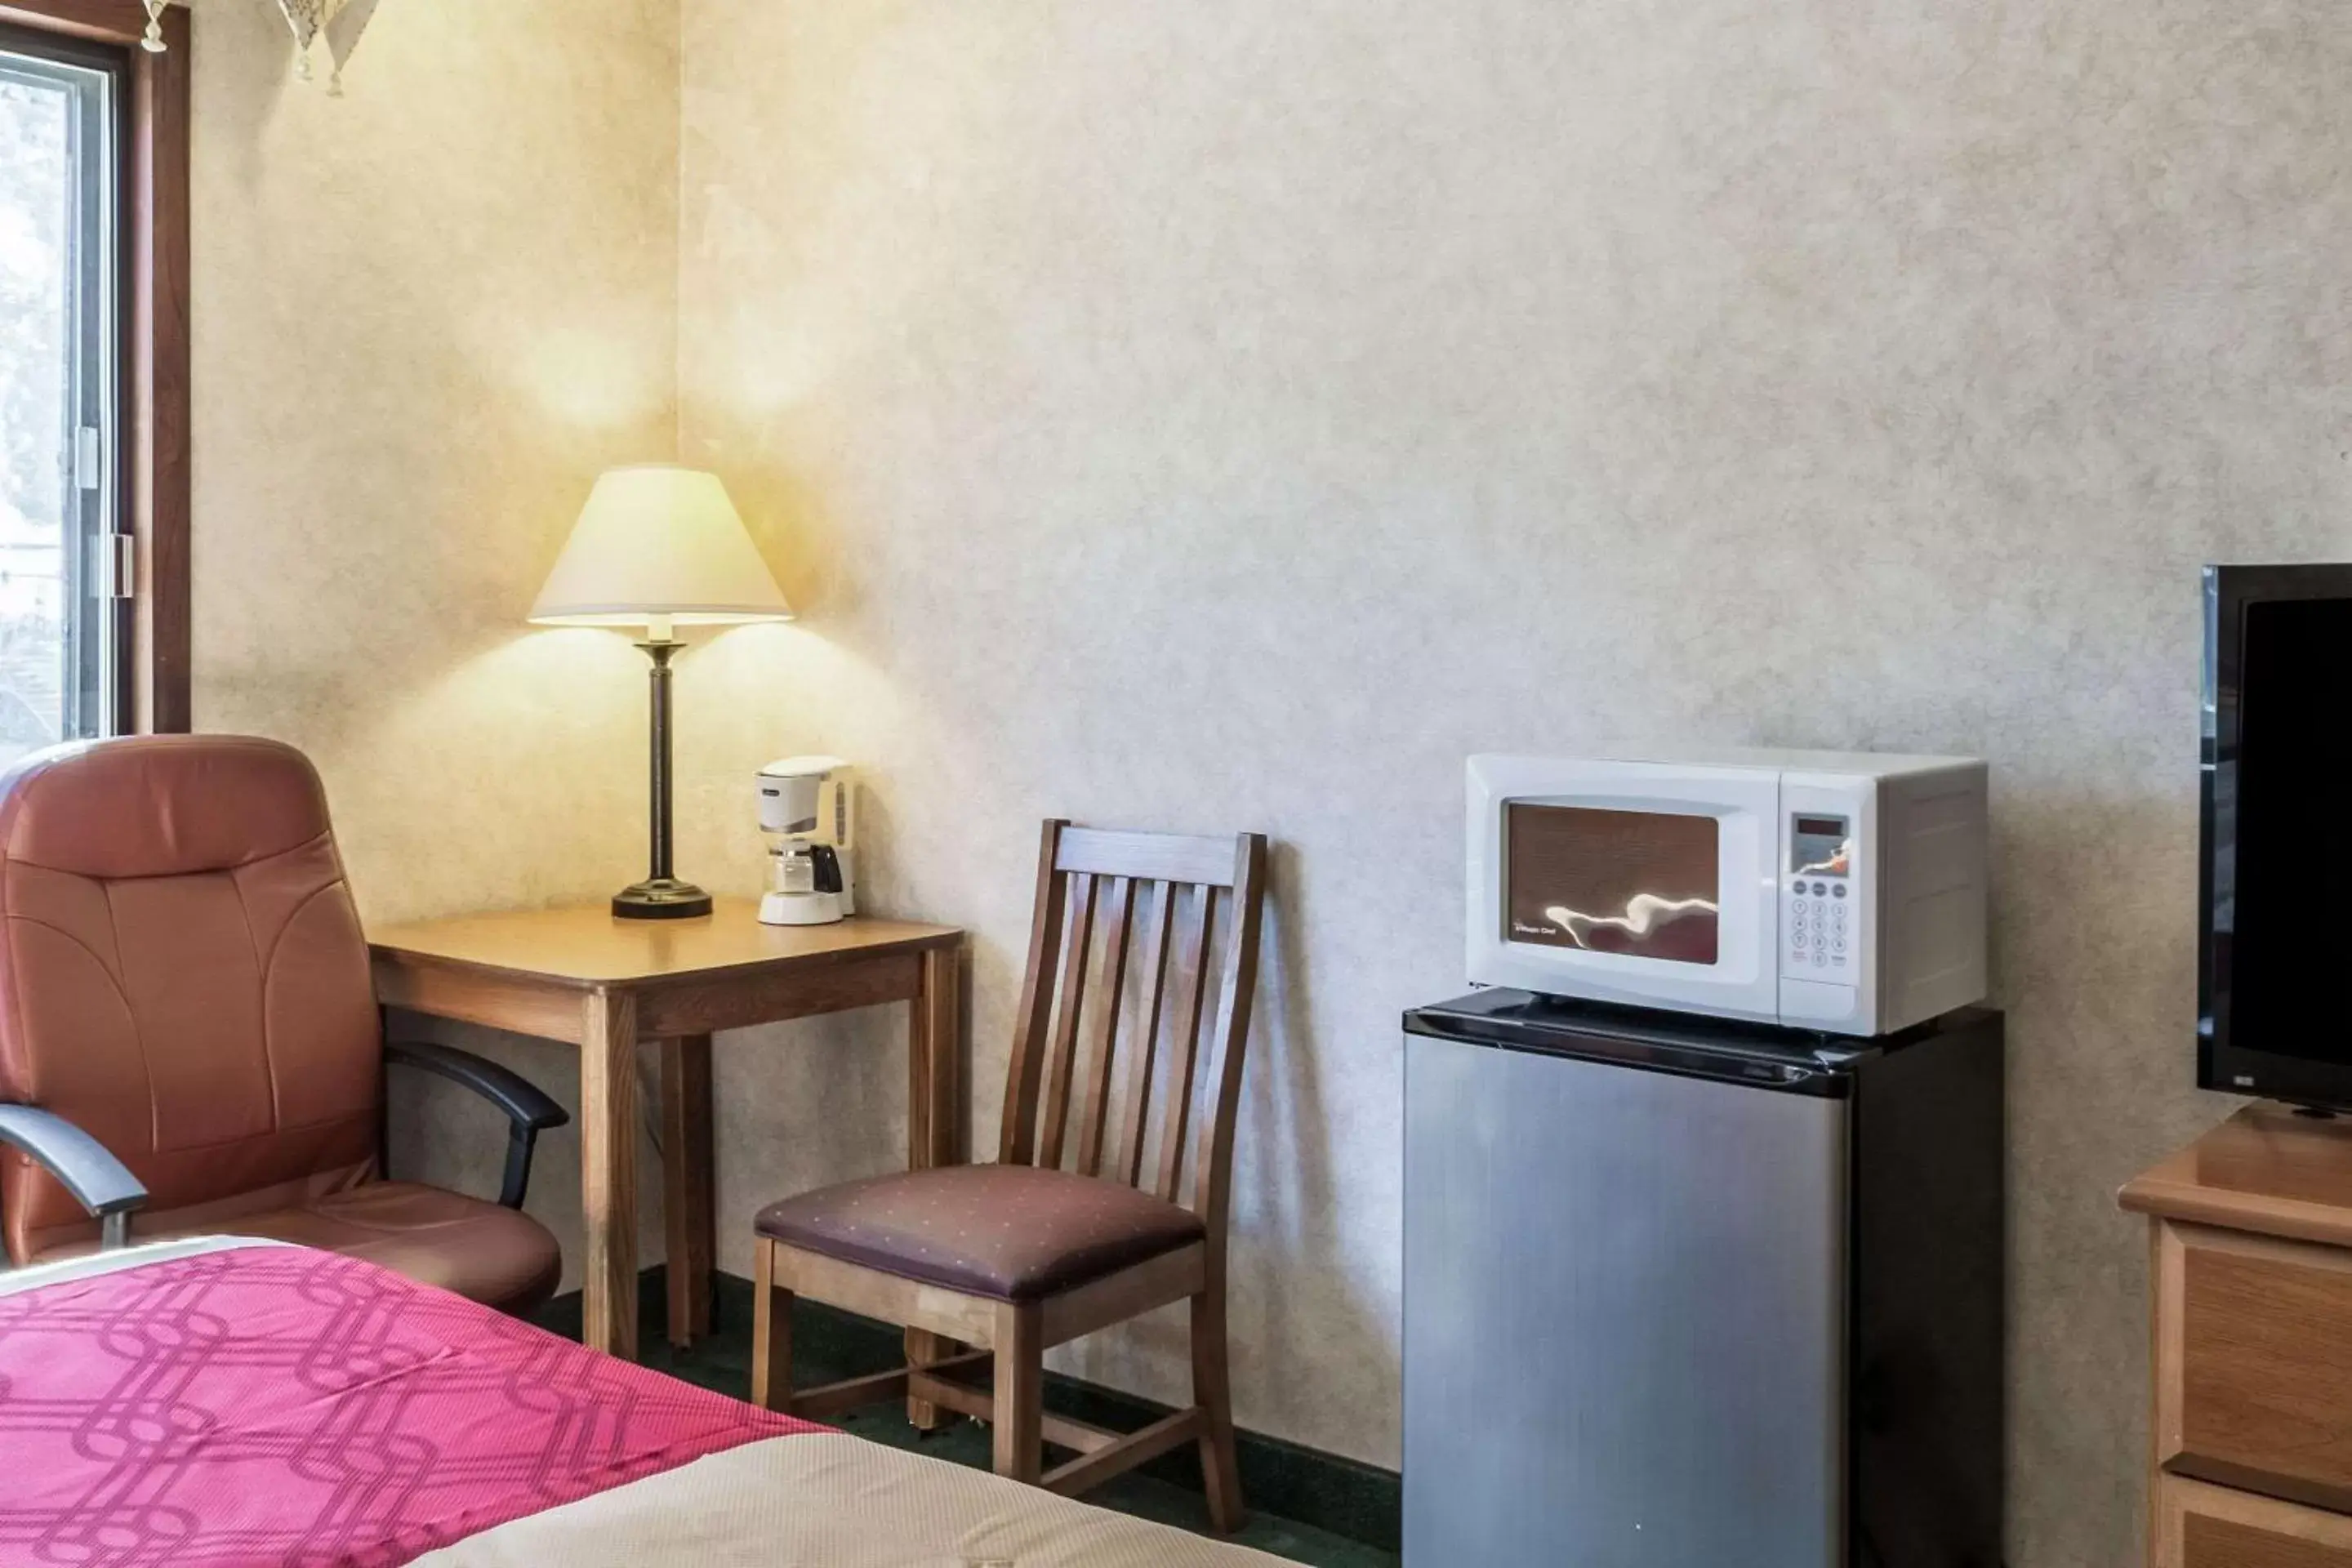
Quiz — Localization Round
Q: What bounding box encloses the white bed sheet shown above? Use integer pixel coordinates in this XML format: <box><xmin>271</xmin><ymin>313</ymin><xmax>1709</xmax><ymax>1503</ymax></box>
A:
<box><xmin>0</xmin><ymin>1232</ymin><xmax>289</xmax><ymax>1295</ymax></box>
<box><xmin>419</xmin><ymin>1432</ymin><xmax>1291</xmax><ymax>1568</ymax></box>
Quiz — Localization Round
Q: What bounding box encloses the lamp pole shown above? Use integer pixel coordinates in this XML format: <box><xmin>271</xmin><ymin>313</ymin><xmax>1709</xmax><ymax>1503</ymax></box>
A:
<box><xmin>613</xmin><ymin>621</ymin><xmax>711</xmax><ymax>920</ymax></box>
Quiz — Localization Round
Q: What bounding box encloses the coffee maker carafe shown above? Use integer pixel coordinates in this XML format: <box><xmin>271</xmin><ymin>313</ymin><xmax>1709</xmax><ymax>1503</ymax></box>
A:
<box><xmin>756</xmin><ymin>757</ymin><xmax>856</xmax><ymax>926</ymax></box>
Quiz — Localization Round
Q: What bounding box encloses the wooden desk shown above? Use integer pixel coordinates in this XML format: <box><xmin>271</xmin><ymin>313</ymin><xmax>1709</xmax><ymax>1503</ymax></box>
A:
<box><xmin>368</xmin><ymin>898</ymin><xmax>964</xmax><ymax>1363</ymax></box>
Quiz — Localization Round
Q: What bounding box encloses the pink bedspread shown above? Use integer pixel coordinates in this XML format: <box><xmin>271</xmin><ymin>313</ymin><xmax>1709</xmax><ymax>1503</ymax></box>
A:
<box><xmin>0</xmin><ymin>1244</ymin><xmax>818</xmax><ymax>1566</ymax></box>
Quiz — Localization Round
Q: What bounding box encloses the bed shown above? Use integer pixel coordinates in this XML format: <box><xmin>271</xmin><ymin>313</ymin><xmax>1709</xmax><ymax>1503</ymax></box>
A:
<box><xmin>0</xmin><ymin>1237</ymin><xmax>1288</xmax><ymax>1567</ymax></box>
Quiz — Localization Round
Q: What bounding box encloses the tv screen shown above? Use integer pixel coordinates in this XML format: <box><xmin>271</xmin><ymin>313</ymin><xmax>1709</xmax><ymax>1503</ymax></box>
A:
<box><xmin>2203</xmin><ymin>564</ymin><xmax>2352</xmax><ymax>1107</ymax></box>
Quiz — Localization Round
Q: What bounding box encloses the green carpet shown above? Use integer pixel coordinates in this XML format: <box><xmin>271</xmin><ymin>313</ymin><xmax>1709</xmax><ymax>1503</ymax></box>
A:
<box><xmin>537</xmin><ymin>1289</ymin><xmax>1397</xmax><ymax>1568</ymax></box>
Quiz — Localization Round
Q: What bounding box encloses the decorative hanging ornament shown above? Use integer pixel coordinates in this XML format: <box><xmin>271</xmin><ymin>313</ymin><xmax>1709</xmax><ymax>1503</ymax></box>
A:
<box><xmin>320</xmin><ymin>0</ymin><xmax>383</xmax><ymax>97</ymax></box>
<box><xmin>275</xmin><ymin>0</ymin><xmax>327</xmax><ymax>82</ymax></box>
<box><xmin>133</xmin><ymin>0</ymin><xmax>379</xmax><ymax>95</ymax></box>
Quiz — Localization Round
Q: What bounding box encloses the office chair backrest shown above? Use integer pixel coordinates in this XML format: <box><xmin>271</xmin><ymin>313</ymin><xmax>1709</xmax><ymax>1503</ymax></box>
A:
<box><xmin>0</xmin><ymin>734</ymin><xmax>381</xmax><ymax>1262</ymax></box>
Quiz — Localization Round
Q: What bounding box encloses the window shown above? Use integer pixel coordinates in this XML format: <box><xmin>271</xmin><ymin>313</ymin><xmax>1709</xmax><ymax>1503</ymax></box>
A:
<box><xmin>0</xmin><ymin>22</ymin><xmax>119</xmax><ymax>762</ymax></box>
<box><xmin>0</xmin><ymin>0</ymin><xmax>189</xmax><ymax>744</ymax></box>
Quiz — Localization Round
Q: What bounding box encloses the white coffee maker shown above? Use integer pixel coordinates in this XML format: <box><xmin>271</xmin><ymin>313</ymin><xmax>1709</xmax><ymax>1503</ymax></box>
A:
<box><xmin>756</xmin><ymin>756</ymin><xmax>857</xmax><ymax>926</ymax></box>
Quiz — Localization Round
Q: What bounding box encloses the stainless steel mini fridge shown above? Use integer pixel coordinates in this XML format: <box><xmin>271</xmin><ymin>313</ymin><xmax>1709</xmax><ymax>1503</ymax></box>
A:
<box><xmin>1402</xmin><ymin>991</ymin><xmax>2002</xmax><ymax>1567</ymax></box>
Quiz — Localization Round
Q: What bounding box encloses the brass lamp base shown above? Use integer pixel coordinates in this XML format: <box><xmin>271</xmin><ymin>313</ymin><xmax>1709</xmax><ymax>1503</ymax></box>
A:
<box><xmin>612</xmin><ymin>878</ymin><xmax>713</xmax><ymax>921</ymax></box>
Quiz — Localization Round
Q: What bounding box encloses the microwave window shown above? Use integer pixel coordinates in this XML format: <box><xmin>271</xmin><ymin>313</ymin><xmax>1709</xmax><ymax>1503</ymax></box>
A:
<box><xmin>1505</xmin><ymin>804</ymin><xmax>1720</xmax><ymax>965</ymax></box>
<box><xmin>1791</xmin><ymin>815</ymin><xmax>1851</xmax><ymax>878</ymax></box>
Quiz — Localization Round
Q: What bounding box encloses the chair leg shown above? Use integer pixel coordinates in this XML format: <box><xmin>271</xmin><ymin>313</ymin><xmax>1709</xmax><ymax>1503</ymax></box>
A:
<box><xmin>751</xmin><ymin>1240</ymin><xmax>794</xmax><ymax>1413</ymax></box>
<box><xmin>991</xmin><ymin>1302</ymin><xmax>1044</xmax><ymax>1485</ymax></box>
<box><xmin>1191</xmin><ymin>1288</ymin><xmax>1246</xmax><ymax>1533</ymax></box>
<box><xmin>906</xmin><ymin>1329</ymin><xmax>953</xmax><ymax>1433</ymax></box>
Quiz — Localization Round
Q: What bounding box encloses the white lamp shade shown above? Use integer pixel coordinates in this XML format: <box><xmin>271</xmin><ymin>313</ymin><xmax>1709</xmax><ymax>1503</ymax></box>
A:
<box><xmin>529</xmin><ymin>466</ymin><xmax>794</xmax><ymax>628</ymax></box>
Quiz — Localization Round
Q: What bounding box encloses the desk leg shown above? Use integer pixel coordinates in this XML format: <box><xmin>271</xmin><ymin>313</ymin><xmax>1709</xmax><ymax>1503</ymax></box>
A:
<box><xmin>906</xmin><ymin>944</ymin><xmax>963</xmax><ymax>1430</ymax></box>
<box><xmin>581</xmin><ymin>988</ymin><xmax>640</xmax><ymax>1361</ymax></box>
<box><xmin>662</xmin><ymin>1033</ymin><xmax>715</xmax><ymax>1349</ymax></box>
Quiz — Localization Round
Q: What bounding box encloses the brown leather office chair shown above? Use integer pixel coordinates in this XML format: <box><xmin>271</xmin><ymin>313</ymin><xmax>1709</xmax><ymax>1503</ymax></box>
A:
<box><xmin>0</xmin><ymin>734</ymin><xmax>566</xmax><ymax>1315</ymax></box>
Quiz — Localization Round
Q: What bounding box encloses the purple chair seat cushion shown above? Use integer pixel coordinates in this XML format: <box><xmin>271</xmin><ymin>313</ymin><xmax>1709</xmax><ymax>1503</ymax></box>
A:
<box><xmin>754</xmin><ymin>1163</ymin><xmax>1205</xmax><ymax>1303</ymax></box>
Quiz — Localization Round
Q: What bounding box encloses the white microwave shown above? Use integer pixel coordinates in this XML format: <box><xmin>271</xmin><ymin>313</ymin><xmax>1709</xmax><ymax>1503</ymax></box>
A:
<box><xmin>1467</xmin><ymin>751</ymin><xmax>1989</xmax><ymax>1037</ymax></box>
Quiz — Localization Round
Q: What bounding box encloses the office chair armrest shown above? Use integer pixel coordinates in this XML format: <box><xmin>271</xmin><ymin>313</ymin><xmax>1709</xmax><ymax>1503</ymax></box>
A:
<box><xmin>0</xmin><ymin>1104</ymin><xmax>147</xmax><ymax>1250</ymax></box>
<box><xmin>385</xmin><ymin>1042</ymin><xmax>570</xmax><ymax>1211</ymax></box>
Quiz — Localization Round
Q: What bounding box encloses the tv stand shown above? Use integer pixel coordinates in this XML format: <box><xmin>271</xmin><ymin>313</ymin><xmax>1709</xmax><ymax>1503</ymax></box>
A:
<box><xmin>2120</xmin><ymin>1105</ymin><xmax>2352</xmax><ymax>1564</ymax></box>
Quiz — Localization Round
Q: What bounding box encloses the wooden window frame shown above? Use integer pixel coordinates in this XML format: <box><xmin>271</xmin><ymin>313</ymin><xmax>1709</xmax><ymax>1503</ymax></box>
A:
<box><xmin>0</xmin><ymin>0</ymin><xmax>189</xmax><ymax>733</ymax></box>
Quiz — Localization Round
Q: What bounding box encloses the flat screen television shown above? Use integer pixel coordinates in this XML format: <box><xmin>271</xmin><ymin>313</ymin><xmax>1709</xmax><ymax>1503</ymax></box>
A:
<box><xmin>2202</xmin><ymin>564</ymin><xmax>2352</xmax><ymax>1108</ymax></box>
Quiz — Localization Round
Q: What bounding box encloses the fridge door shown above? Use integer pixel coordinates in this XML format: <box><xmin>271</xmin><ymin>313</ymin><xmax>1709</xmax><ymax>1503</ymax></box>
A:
<box><xmin>1404</xmin><ymin>1028</ymin><xmax>1848</xmax><ymax>1566</ymax></box>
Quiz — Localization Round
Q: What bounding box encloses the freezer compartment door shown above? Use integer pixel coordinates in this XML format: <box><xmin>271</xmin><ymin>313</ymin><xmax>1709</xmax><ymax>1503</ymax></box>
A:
<box><xmin>1404</xmin><ymin>1031</ymin><xmax>1848</xmax><ymax>1566</ymax></box>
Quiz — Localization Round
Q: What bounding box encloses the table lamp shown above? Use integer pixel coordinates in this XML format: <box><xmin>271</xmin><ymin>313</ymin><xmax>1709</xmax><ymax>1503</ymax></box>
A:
<box><xmin>530</xmin><ymin>466</ymin><xmax>793</xmax><ymax>919</ymax></box>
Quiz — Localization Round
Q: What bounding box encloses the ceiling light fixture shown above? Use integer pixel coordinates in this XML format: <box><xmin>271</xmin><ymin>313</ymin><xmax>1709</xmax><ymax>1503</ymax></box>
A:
<box><xmin>139</xmin><ymin>0</ymin><xmax>382</xmax><ymax>96</ymax></box>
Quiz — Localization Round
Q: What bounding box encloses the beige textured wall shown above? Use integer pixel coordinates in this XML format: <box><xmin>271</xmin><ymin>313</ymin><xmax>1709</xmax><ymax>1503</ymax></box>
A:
<box><xmin>674</xmin><ymin>2</ymin><xmax>2352</xmax><ymax>1563</ymax></box>
<box><xmin>189</xmin><ymin>0</ymin><xmax>691</xmax><ymax>1273</ymax></box>
<box><xmin>178</xmin><ymin>2</ymin><xmax>2352</xmax><ymax>1561</ymax></box>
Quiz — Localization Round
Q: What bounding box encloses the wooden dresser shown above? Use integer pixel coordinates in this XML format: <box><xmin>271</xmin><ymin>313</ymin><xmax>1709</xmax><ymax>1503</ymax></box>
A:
<box><xmin>2121</xmin><ymin>1105</ymin><xmax>2352</xmax><ymax>1566</ymax></box>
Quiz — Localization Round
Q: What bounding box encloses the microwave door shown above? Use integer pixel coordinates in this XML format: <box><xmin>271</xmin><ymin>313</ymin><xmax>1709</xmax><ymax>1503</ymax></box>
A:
<box><xmin>1466</xmin><ymin>758</ymin><xmax>1781</xmax><ymax>1026</ymax></box>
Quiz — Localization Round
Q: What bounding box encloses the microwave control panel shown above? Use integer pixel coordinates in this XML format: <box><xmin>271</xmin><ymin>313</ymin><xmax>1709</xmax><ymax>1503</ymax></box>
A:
<box><xmin>1782</xmin><ymin>811</ymin><xmax>1853</xmax><ymax>979</ymax></box>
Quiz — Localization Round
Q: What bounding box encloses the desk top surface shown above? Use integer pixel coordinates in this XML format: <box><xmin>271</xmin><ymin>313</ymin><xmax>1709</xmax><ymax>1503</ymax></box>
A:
<box><xmin>2120</xmin><ymin>1102</ymin><xmax>2352</xmax><ymax>1249</ymax></box>
<box><xmin>368</xmin><ymin>898</ymin><xmax>961</xmax><ymax>987</ymax></box>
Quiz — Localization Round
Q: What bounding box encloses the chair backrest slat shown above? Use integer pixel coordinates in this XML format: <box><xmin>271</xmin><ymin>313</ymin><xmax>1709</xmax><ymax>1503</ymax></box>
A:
<box><xmin>1035</xmin><ymin>871</ymin><xmax>1098</xmax><ymax>1170</ymax></box>
<box><xmin>1192</xmin><ymin>839</ymin><xmax>1268</xmax><ymax>1237</ymax></box>
<box><xmin>1115</xmin><ymin>879</ymin><xmax>1177</xmax><ymax>1187</ymax></box>
<box><xmin>998</xmin><ymin>820</ymin><xmax>1072</xmax><ymax>1165</ymax></box>
<box><xmin>1073</xmin><ymin>876</ymin><xmax>1137</xmax><ymax>1177</ymax></box>
<box><xmin>1000</xmin><ymin>822</ymin><xmax>1267</xmax><ymax>1235</ymax></box>
<box><xmin>1155</xmin><ymin>884</ymin><xmax>1218</xmax><ymax>1205</ymax></box>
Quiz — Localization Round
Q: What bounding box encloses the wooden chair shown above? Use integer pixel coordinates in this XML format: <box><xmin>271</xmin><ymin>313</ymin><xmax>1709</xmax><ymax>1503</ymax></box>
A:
<box><xmin>750</xmin><ymin>819</ymin><xmax>1269</xmax><ymax>1530</ymax></box>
